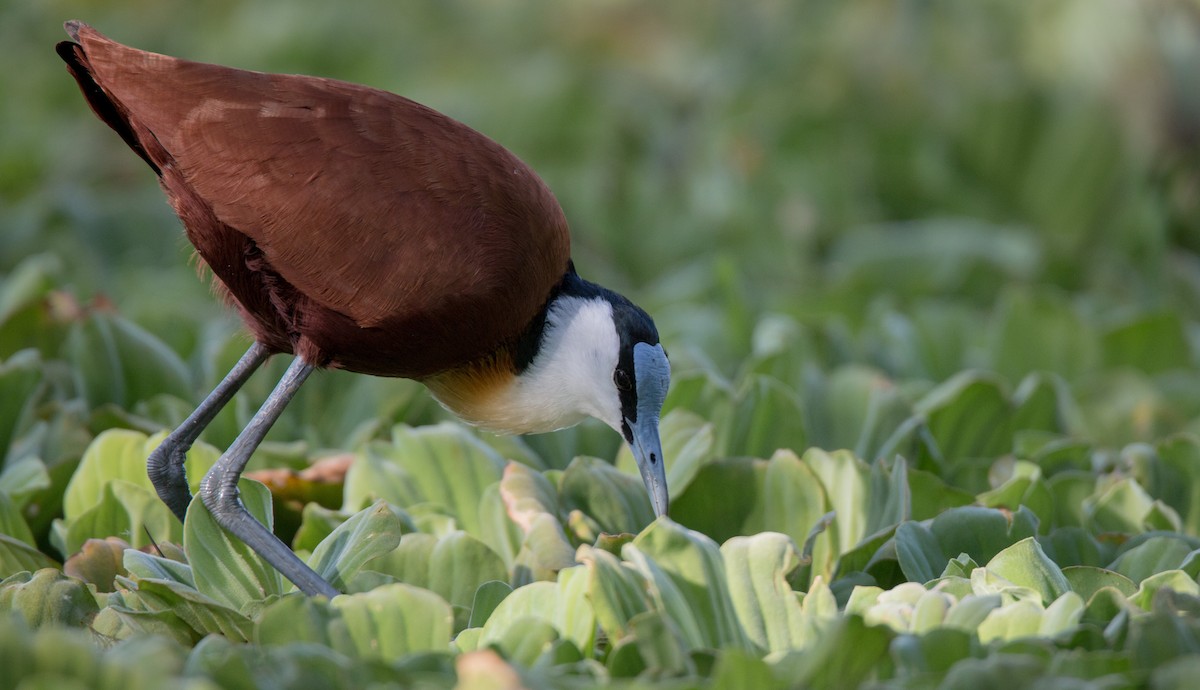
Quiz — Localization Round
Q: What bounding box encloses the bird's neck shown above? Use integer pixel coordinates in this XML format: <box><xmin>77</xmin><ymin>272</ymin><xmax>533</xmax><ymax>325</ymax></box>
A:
<box><xmin>423</xmin><ymin>275</ymin><xmax>623</xmax><ymax>435</ymax></box>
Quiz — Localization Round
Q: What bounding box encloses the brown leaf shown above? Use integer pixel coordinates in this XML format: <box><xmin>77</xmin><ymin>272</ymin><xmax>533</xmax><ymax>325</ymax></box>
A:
<box><xmin>64</xmin><ymin>537</ymin><xmax>130</xmax><ymax>593</ymax></box>
<box><xmin>455</xmin><ymin>650</ymin><xmax>527</xmax><ymax>690</ymax></box>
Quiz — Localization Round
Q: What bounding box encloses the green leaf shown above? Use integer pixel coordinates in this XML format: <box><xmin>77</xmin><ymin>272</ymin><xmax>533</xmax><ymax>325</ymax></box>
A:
<box><xmin>863</xmin><ymin>455</ymin><xmax>911</xmax><ymax>537</ymax></box>
<box><xmin>1102</xmin><ymin>312</ymin><xmax>1192</xmax><ymax>375</ymax></box>
<box><xmin>579</xmin><ymin>544</ymin><xmax>653</xmax><ymax>642</ymax></box>
<box><xmin>498</xmin><ymin>461</ymin><xmax>559</xmax><ymax>527</ymax></box>
<box><xmin>0</xmin><ymin>255</ymin><xmax>65</xmax><ymax>359</ymax></box>
<box><xmin>906</xmin><ymin>466</ymin><xmax>975</xmax><ymax>521</ymax></box>
<box><xmin>1125</xmin><ymin>602</ymin><xmax>1200</xmax><ymax>672</ymax></box>
<box><xmin>827</xmin><ymin>221</ymin><xmax>1037</xmax><ymax>309</ymax></box>
<box><xmin>476</xmin><ymin>484</ymin><xmax>526</xmax><ymax>575</ymax></box>
<box><xmin>1046</xmin><ymin>471</ymin><xmax>1098</xmax><ymax>529</ymax></box>
<box><xmin>119</xmin><ymin>577</ymin><xmax>253</xmax><ymax>641</ymax></box>
<box><xmin>427</xmin><ymin>532</ymin><xmax>509</xmax><ymax>630</ymax></box>
<box><xmin>1085</xmin><ymin>478</ymin><xmax>1157</xmax><ymax>534</ymax></box>
<box><xmin>0</xmin><ymin>349</ymin><xmax>42</xmax><ymax>461</ymax></box>
<box><xmin>306</xmin><ymin>500</ymin><xmax>403</xmax><ymax>590</ymax></box>
<box><xmin>1145</xmin><ymin>437</ymin><xmax>1200</xmax><ymax>536</ymax></box>
<box><xmin>627</xmin><ymin>610</ymin><xmax>694</xmax><ymax>677</ymax></box>
<box><xmin>623</xmin><ymin>518</ymin><xmax>755</xmax><ymax>651</ymax></box>
<box><xmin>1039</xmin><ymin>592</ymin><xmax>1085</xmax><ymax>636</ymax></box>
<box><xmin>65</xmin><ymin>312</ymin><xmax>192</xmax><ymax>411</ymax></box>
<box><xmin>453</xmin><ymin>627</ymin><xmax>482</xmax><ymax>653</ymax></box>
<box><xmin>123</xmin><ymin>549</ymin><xmax>195</xmax><ymax>587</ymax></box>
<box><xmin>466</xmin><ymin>580</ymin><xmax>512</xmax><ymax>628</ymax></box>
<box><xmin>485</xmin><ymin>616</ymin><xmax>560</xmax><ymax>667</ymax></box>
<box><xmin>0</xmin><ymin>457</ymin><xmax>51</xmax><ymax>510</ymax></box>
<box><xmin>977</xmin><ymin>460</ymin><xmax>1054</xmax><ymax>528</ymax></box>
<box><xmin>717</xmin><ymin>375</ymin><xmax>807</xmax><ymax>459</ymax></box>
<box><xmin>367</xmin><ymin>532</ymin><xmax>436</xmax><ymax>588</ymax></box>
<box><xmin>805</xmin><ymin>365</ymin><xmax>913</xmax><ymax>462</ymax></box>
<box><xmin>292</xmin><ymin>502</ymin><xmax>351</xmax><ymax>554</ymax></box>
<box><xmin>890</xmin><ymin>627</ymin><xmax>975</xmax><ymax>677</ymax></box>
<box><xmin>836</xmin><ymin>525</ymin><xmax>898</xmax><ymax>579</ymax></box>
<box><xmin>668</xmin><ymin>457</ymin><xmax>757</xmax><ymax>542</ymax></box>
<box><xmin>913</xmin><ymin>372</ymin><xmax>1014</xmax><ymax>488</ymax></box>
<box><xmin>895</xmin><ymin>521</ymin><xmax>946</xmax><ymax>584</ymax></box>
<box><xmin>560</xmin><ymin>456</ymin><xmax>655</xmax><ymax>534</ymax></box>
<box><xmin>0</xmin><ymin>536</ymin><xmax>59</xmax><ymax>580</ymax></box>
<box><xmin>721</xmin><ymin>532</ymin><xmax>805</xmax><ymax>652</ymax></box>
<box><xmin>985</xmin><ymin>538</ymin><xmax>1071</xmax><ymax>605</ymax></box>
<box><xmin>1108</xmin><ymin>535</ymin><xmax>1195</xmax><ymax>584</ymax></box>
<box><xmin>1129</xmin><ymin>570</ymin><xmax>1200</xmax><ymax>611</ymax></box>
<box><xmin>365</xmin><ymin>529</ymin><xmax>509</xmax><ymax>631</ymax></box>
<box><xmin>943</xmin><ymin>593</ymin><xmax>1003</xmax><ymax>631</ymax></box>
<box><xmin>0</xmin><ymin>569</ymin><xmax>98</xmax><ymax>628</ymax></box>
<box><xmin>511</xmin><ymin>513</ymin><xmax>577</xmax><ymax>584</ymax></box>
<box><xmin>802</xmin><ymin>448</ymin><xmax>870</xmax><ymax>555</ymax></box>
<box><xmin>988</xmin><ymin>288</ymin><xmax>1098</xmax><ymax>384</ymax></box>
<box><xmin>1152</xmin><ymin>656</ymin><xmax>1200</xmax><ymax>690</ymax></box>
<box><xmin>62</xmin><ymin>429</ymin><xmax>218</xmax><ymax>521</ymax></box>
<box><xmin>291</xmin><ymin>583</ymin><xmax>453</xmax><ymax>661</ymax></box>
<box><xmin>188</xmin><ymin>633</ymin><xmax>359</xmax><ymax>689</ymax></box>
<box><xmin>662</xmin><ymin>368</ymin><xmax>734</xmax><ymax>427</ymax></box>
<box><xmin>480</xmin><ymin>566</ymin><xmax>595</xmax><ymax>655</ymax></box>
<box><xmin>976</xmin><ymin>600</ymin><xmax>1045</xmax><ymax>643</ymax></box>
<box><xmin>1062</xmin><ymin>566</ymin><xmax>1136</xmax><ymax>601</ymax></box>
<box><xmin>63</xmin><ymin>479</ymin><xmax>178</xmax><ymax>555</ymax></box>
<box><xmin>1038</xmin><ymin>526</ymin><xmax>1105</xmax><ymax>567</ymax></box>
<box><xmin>710</xmin><ymin>648</ymin><xmax>786</xmax><ymax>690</ymax></box>
<box><xmin>1011</xmin><ymin>372</ymin><xmax>1079</xmax><ymax>435</ymax></box>
<box><xmin>858</xmin><ymin>582</ymin><xmax>954</xmax><ymax>633</ymax></box>
<box><xmin>254</xmin><ymin>594</ymin><xmax>345</xmax><ymax>650</ymax></box>
<box><xmin>1083</xmin><ymin>586</ymin><xmax>1132</xmax><ymax>625</ymax></box>
<box><xmin>671</xmin><ymin>451</ymin><xmax>833</xmax><ymax>583</ymax></box>
<box><xmin>343</xmin><ymin>423</ymin><xmax>505</xmax><ymax>539</ymax></box>
<box><xmin>184</xmin><ymin>478</ymin><xmax>286</xmax><ymax>610</ymax></box>
<box><xmin>896</xmin><ymin>506</ymin><xmax>1039</xmax><ymax>584</ymax></box>
<box><xmin>769</xmin><ymin>615</ymin><xmax>893</xmax><ymax>690</ymax></box>
<box><xmin>333</xmin><ymin>585</ymin><xmax>453</xmax><ymax>662</ymax></box>
<box><xmin>0</xmin><ymin>491</ymin><xmax>34</xmax><ymax>548</ymax></box>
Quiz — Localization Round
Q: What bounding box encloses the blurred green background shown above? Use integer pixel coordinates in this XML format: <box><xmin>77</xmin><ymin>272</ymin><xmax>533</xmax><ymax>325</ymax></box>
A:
<box><xmin>3</xmin><ymin>0</ymin><xmax>1200</xmax><ymax>475</ymax></box>
<box><xmin>8</xmin><ymin>5</ymin><xmax>1200</xmax><ymax>682</ymax></box>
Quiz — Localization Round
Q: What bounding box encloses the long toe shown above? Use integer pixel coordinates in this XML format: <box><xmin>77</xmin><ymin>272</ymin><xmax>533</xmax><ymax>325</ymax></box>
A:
<box><xmin>147</xmin><ymin>442</ymin><xmax>193</xmax><ymax>522</ymax></box>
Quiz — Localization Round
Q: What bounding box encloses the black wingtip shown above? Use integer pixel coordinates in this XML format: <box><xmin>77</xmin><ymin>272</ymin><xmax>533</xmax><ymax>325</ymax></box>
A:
<box><xmin>64</xmin><ymin>20</ymin><xmax>87</xmax><ymax>42</ymax></box>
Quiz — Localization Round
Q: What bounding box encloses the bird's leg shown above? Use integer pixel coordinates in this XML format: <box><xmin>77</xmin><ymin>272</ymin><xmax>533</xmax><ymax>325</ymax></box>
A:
<box><xmin>198</xmin><ymin>356</ymin><xmax>339</xmax><ymax>598</ymax></box>
<box><xmin>149</xmin><ymin>342</ymin><xmax>271</xmax><ymax>522</ymax></box>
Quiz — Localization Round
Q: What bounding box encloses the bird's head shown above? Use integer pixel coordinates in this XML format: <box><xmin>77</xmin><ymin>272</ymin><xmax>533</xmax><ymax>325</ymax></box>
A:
<box><xmin>517</xmin><ymin>272</ymin><xmax>671</xmax><ymax>517</ymax></box>
<box><xmin>425</xmin><ymin>268</ymin><xmax>671</xmax><ymax>516</ymax></box>
<box><xmin>603</xmin><ymin>296</ymin><xmax>671</xmax><ymax>518</ymax></box>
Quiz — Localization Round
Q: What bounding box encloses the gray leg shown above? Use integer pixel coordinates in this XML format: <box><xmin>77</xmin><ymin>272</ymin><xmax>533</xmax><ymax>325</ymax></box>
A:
<box><xmin>149</xmin><ymin>342</ymin><xmax>270</xmax><ymax>522</ymax></box>
<box><xmin>199</xmin><ymin>356</ymin><xmax>339</xmax><ymax>598</ymax></box>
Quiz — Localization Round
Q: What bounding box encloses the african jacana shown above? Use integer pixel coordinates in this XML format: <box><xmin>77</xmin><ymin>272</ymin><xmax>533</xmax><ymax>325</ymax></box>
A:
<box><xmin>57</xmin><ymin>21</ymin><xmax>670</xmax><ymax>598</ymax></box>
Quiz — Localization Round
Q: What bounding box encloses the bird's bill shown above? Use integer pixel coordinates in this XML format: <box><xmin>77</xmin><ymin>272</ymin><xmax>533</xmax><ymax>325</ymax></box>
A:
<box><xmin>629</xmin><ymin>413</ymin><xmax>669</xmax><ymax>517</ymax></box>
<box><xmin>630</xmin><ymin>341</ymin><xmax>671</xmax><ymax>517</ymax></box>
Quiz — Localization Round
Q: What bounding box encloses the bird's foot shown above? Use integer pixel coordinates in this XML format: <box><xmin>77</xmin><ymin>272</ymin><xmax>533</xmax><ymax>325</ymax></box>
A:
<box><xmin>148</xmin><ymin>437</ymin><xmax>194</xmax><ymax>523</ymax></box>
<box><xmin>200</xmin><ymin>460</ymin><xmax>340</xmax><ymax>598</ymax></box>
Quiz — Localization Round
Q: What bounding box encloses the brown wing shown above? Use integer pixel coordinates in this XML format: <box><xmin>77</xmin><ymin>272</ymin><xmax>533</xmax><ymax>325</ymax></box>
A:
<box><xmin>59</xmin><ymin>24</ymin><xmax>570</xmax><ymax>377</ymax></box>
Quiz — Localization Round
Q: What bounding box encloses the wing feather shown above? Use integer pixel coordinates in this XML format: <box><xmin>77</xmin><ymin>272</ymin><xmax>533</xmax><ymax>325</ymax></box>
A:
<box><xmin>74</xmin><ymin>26</ymin><xmax>570</xmax><ymax>348</ymax></box>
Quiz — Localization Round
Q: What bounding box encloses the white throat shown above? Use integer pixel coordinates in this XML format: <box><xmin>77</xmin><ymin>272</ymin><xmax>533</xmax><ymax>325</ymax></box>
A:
<box><xmin>457</xmin><ymin>295</ymin><xmax>623</xmax><ymax>435</ymax></box>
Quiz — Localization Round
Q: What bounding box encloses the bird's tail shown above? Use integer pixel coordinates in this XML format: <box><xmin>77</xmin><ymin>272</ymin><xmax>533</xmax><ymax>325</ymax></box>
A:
<box><xmin>56</xmin><ymin>21</ymin><xmax>161</xmax><ymax>174</ymax></box>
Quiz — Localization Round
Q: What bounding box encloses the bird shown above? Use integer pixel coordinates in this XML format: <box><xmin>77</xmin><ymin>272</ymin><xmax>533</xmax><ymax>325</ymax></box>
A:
<box><xmin>57</xmin><ymin>21</ymin><xmax>670</xmax><ymax>598</ymax></box>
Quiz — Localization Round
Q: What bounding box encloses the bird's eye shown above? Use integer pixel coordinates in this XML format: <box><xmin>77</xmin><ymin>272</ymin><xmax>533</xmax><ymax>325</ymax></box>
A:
<box><xmin>614</xmin><ymin>369</ymin><xmax>632</xmax><ymax>392</ymax></box>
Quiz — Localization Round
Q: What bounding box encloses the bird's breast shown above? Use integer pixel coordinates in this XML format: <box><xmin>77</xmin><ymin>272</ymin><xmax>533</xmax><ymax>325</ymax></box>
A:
<box><xmin>422</xmin><ymin>351</ymin><xmax>528</xmax><ymax>432</ymax></box>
